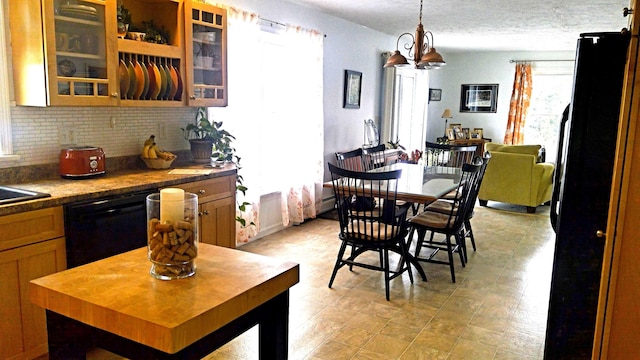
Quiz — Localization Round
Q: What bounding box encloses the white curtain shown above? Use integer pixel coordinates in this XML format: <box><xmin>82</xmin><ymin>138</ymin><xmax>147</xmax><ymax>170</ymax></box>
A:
<box><xmin>270</xmin><ymin>26</ymin><xmax>324</xmax><ymax>226</ymax></box>
<box><xmin>210</xmin><ymin>8</ymin><xmax>261</xmax><ymax>244</ymax></box>
<box><xmin>210</xmin><ymin>7</ymin><xmax>324</xmax><ymax>243</ymax></box>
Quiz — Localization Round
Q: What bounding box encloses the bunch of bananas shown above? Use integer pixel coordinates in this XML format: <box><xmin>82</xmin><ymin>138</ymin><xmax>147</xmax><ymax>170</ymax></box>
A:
<box><xmin>141</xmin><ymin>135</ymin><xmax>177</xmax><ymax>161</ymax></box>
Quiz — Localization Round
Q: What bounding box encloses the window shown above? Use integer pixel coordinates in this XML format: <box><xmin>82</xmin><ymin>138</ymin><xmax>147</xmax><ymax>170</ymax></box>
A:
<box><xmin>524</xmin><ymin>63</ymin><xmax>574</xmax><ymax>164</ymax></box>
<box><xmin>392</xmin><ymin>68</ymin><xmax>428</xmax><ymax>152</ymax></box>
<box><xmin>211</xmin><ymin>12</ymin><xmax>324</xmax><ymax>227</ymax></box>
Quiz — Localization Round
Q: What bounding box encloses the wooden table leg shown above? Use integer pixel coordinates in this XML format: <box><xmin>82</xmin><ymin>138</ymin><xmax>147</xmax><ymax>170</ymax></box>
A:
<box><xmin>259</xmin><ymin>291</ymin><xmax>289</xmax><ymax>359</ymax></box>
<box><xmin>46</xmin><ymin>310</ymin><xmax>92</xmax><ymax>360</ymax></box>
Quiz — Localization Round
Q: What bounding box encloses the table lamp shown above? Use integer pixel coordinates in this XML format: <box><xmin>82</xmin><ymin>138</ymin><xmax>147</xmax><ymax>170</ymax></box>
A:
<box><xmin>441</xmin><ymin>108</ymin><xmax>453</xmax><ymax>137</ymax></box>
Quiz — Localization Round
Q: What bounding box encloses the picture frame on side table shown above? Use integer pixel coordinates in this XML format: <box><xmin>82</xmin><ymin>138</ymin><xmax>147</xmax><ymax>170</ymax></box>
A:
<box><xmin>460</xmin><ymin>84</ymin><xmax>498</xmax><ymax>113</ymax></box>
<box><xmin>473</xmin><ymin>128</ymin><xmax>484</xmax><ymax>139</ymax></box>
<box><xmin>343</xmin><ymin>70</ymin><xmax>362</xmax><ymax>109</ymax></box>
<box><xmin>462</xmin><ymin>128</ymin><xmax>470</xmax><ymax>139</ymax></box>
<box><xmin>429</xmin><ymin>88</ymin><xmax>442</xmax><ymax>102</ymax></box>
<box><xmin>446</xmin><ymin>128</ymin><xmax>455</xmax><ymax>140</ymax></box>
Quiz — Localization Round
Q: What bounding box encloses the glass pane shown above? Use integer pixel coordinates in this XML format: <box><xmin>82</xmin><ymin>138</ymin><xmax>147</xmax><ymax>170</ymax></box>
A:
<box><xmin>524</xmin><ymin>74</ymin><xmax>573</xmax><ymax>164</ymax></box>
<box><xmin>193</xmin><ymin>23</ymin><xmax>222</xmax><ymax>88</ymax></box>
<box><xmin>54</xmin><ymin>0</ymin><xmax>107</xmax><ymax>96</ymax></box>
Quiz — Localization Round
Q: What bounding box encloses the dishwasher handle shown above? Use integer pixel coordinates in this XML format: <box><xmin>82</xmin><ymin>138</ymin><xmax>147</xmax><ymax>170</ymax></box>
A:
<box><xmin>64</xmin><ymin>190</ymin><xmax>155</xmax><ymax>220</ymax></box>
<box><xmin>81</xmin><ymin>203</ymin><xmax>145</xmax><ymax>218</ymax></box>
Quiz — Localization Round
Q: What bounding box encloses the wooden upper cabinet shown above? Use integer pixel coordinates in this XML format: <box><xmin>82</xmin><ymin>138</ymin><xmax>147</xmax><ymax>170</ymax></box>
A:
<box><xmin>9</xmin><ymin>0</ymin><xmax>119</xmax><ymax>106</ymax></box>
<box><xmin>117</xmin><ymin>0</ymin><xmax>186</xmax><ymax>106</ymax></box>
<box><xmin>184</xmin><ymin>0</ymin><xmax>228</xmax><ymax>107</ymax></box>
<box><xmin>8</xmin><ymin>0</ymin><xmax>228</xmax><ymax>107</ymax></box>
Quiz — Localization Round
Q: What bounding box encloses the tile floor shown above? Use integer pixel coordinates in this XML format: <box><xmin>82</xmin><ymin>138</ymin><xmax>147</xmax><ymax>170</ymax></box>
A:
<box><xmin>76</xmin><ymin>202</ymin><xmax>555</xmax><ymax>360</ymax></box>
<box><xmin>205</xmin><ymin>202</ymin><xmax>554</xmax><ymax>360</ymax></box>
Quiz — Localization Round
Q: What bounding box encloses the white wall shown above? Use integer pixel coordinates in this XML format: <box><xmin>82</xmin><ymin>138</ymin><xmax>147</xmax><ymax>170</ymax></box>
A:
<box><xmin>426</xmin><ymin>50</ymin><xmax>575</xmax><ymax>143</ymax></box>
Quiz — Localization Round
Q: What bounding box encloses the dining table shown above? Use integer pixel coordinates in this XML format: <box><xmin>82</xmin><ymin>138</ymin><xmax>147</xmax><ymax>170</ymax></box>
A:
<box><xmin>367</xmin><ymin>162</ymin><xmax>463</xmax><ymax>204</ymax></box>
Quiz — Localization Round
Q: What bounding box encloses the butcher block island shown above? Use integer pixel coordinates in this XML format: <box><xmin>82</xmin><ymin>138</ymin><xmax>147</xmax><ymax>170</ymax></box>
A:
<box><xmin>0</xmin><ymin>162</ymin><xmax>239</xmax><ymax>359</ymax></box>
<box><xmin>30</xmin><ymin>244</ymin><xmax>300</xmax><ymax>359</ymax></box>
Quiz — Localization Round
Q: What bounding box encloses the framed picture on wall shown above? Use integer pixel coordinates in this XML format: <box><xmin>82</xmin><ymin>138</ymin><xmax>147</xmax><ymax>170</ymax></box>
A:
<box><xmin>429</xmin><ymin>88</ymin><xmax>442</xmax><ymax>102</ymax></box>
<box><xmin>343</xmin><ymin>70</ymin><xmax>362</xmax><ymax>109</ymax></box>
<box><xmin>460</xmin><ymin>84</ymin><xmax>498</xmax><ymax>113</ymax></box>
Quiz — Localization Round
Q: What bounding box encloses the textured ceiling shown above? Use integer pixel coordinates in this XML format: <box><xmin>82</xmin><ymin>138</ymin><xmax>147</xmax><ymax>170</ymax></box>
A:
<box><xmin>287</xmin><ymin>0</ymin><xmax>631</xmax><ymax>52</ymax></box>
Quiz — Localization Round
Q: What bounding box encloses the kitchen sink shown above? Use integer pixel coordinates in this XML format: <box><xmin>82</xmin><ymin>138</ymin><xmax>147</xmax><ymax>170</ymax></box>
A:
<box><xmin>0</xmin><ymin>186</ymin><xmax>51</xmax><ymax>205</ymax></box>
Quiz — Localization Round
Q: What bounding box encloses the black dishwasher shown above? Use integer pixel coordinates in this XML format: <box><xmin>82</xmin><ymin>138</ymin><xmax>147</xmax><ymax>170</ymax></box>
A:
<box><xmin>64</xmin><ymin>189</ymin><xmax>157</xmax><ymax>268</ymax></box>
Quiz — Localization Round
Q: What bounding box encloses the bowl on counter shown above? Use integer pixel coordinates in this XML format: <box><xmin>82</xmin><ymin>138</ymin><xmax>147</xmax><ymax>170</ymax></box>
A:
<box><xmin>141</xmin><ymin>156</ymin><xmax>175</xmax><ymax>169</ymax></box>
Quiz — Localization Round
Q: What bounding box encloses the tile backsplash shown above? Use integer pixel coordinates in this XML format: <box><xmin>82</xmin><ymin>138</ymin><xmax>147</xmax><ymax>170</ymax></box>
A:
<box><xmin>4</xmin><ymin>106</ymin><xmax>197</xmax><ymax>168</ymax></box>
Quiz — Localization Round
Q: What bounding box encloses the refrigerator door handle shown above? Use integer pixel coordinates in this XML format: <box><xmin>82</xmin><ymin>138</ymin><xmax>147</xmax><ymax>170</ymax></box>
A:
<box><xmin>550</xmin><ymin>104</ymin><xmax>570</xmax><ymax>232</ymax></box>
<box><xmin>550</xmin><ymin>184</ymin><xmax>559</xmax><ymax>232</ymax></box>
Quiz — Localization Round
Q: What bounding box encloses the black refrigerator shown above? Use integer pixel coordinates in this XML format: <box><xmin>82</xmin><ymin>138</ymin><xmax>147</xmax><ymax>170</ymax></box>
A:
<box><xmin>545</xmin><ymin>31</ymin><xmax>630</xmax><ymax>359</ymax></box>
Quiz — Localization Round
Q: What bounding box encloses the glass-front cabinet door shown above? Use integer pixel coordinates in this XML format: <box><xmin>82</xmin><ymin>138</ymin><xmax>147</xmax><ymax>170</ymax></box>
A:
<box><xmin>44</xmin><ymin>0</ymin><xmax>119</xmax><ymax>106</ymax></box>
<box><xmin>184</xmin><ymin>1</ymin><xmax>227</xmax><ymax>107</ymax></box>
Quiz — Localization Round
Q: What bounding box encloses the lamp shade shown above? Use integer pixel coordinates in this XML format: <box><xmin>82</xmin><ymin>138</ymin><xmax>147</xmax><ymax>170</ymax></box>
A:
<box><xmin>418</xmin><ymin>47</ymin><xmax>446</xmax><ymax>68</ymax></box>
<box><xmin>384</xmin><ymin>50</ymin><xmax>410</xmax><ymax>68</ymax></box>
<box><xmin>441</xmin><ymin>109</ymin><xmax>452</xmax><ymax>118</ymax></box>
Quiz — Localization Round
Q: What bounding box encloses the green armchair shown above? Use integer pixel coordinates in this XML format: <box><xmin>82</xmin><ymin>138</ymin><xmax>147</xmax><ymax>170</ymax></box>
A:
<box><xmin>478</xmin><ymin>143</ymin><xmax>555</xmax><ymax>213</ymax></box>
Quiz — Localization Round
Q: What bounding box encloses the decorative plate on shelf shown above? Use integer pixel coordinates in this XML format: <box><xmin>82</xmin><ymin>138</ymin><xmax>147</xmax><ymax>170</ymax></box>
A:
<box><xmin>119</xmin><ymin>59</ymin><xmax>129</xmax><ymax>98</ymax></box>
<box><xmin>150</xmin><ymin>63</ymin><xmax>162</xmax><ymax>100</ymax></box>
<box><xmin>59</xmin><ymin>4</ymin><xmax>97</xmax><ymax>19</ymax></box>
<box><xmin>126</xmin><ymin>60</ymin><xmax>137</xmax><ymax>99</ymax></box>
<box><xmin>58</xmin><ymin>59</ymin><xmax>76</xmax><ymax>77</ymax></box>
<box><xmin>157</xmin><ymin>63</ymin><xmax>167</xmax><ymax>100</ymax></box>
<box><xmin>133</xmin><ymin>59</ymin><xmax>145</xmax><ymax>100</ymax></box>
<box><xmin>168</xmin><ymin>65</ymin><xmax>179</xmax><ymax>100</ymax></box>
<box><xmin>141</xmin><ymin>60</ymin><xmax>150</xmax><ymax>100</ymax></box>
<box><xmin>146</xmin><ymin>62</ymin><xmax>158</xmax><ymax>100</ymax></box>
<box><xmin>174</xmin><ymin>67</ymin><xmax>183</xmax><ymax>101</ymax></box>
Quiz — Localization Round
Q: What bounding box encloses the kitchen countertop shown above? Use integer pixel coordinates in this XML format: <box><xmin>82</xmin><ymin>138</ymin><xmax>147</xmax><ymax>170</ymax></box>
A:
<box><xmin>0</xmin><ymin>162</ymin><xmax>237</xmax><ymax>217</ymax></box>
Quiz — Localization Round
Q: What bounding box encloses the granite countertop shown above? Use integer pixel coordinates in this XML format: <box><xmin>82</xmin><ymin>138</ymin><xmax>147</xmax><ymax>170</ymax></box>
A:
<box><xmin>0</xmin><ymin>162</ymin><xmax>237</xmax><ymax>217</ymax></box>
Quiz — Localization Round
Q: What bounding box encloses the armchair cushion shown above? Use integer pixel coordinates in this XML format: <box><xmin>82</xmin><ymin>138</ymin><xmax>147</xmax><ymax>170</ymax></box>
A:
<box><xmin>479</xmin><ymin>143</ymin><xmax>554</xmax><ymax>211</ymax></box>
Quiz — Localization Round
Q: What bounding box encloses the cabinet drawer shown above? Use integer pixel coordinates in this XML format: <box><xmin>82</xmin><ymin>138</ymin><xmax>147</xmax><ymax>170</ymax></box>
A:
<box><xmin>0</xmin><ymin>207</ymin><xmax>64</xmax><ymax>252</ymax></box>
<box><xmin>173</xmin><ymin>176</ymin><xmax>235</xmax><ymax>202</ymax></box>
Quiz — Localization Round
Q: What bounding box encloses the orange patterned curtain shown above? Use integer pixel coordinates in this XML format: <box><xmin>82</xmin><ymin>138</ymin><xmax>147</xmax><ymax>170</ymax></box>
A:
<box><xmin>503</xmin><ymin>63</ymin><xmax>532</xmax><ymax>144</ymax></box>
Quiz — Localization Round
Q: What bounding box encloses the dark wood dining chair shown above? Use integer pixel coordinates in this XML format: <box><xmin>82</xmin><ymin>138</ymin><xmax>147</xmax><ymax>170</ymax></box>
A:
<box><xmin>327</xmin><ymin>162</ymin><xmax>414</xmax><ymax>300</ymax></box>
<box><xmin>413</xmin><ymin>141</ymin><xmax>478</xmax><ymax>214</ymax></box>
<box><xmin>424</xmin><ymin>141</ymin><xmax>477</xmax><ymax>168</ymax></box>
<box><xmin>335</xmin><ymin>148</ymin><xmax>364</xmax><ymax>171</ymax></box>
<box><xmin>361</xmin><ymin>144</ymin><xmax>388</xmax><ymax>171</ymax></box>
<box><xmin>421</xmin><ymin>152</ymin><xmax>492</xmax><ymax>257</ymax></box>
<box><xmin>406</xmin><ymin>157</ymin><xmax>483</xmax><ymax>283</ymax></box>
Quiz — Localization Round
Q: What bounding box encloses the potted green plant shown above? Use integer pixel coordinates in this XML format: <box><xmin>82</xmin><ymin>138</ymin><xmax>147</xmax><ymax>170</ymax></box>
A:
<box><xmin>182</xmin><ymin>107</ymin><xmax>235</xmax><ymax>164</ymax></box>
<box><xmin>181</xmin><ymin>108</ymin><xmax>253</xmax><ymax>228</ymax></box>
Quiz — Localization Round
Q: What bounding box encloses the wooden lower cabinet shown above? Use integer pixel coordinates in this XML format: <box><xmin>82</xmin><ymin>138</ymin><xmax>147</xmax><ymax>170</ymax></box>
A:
<box><xmin>0</xmin><ymin>207</ymin><xmax>66</xmax><ymax>360</ymax></box>
<box><xmin>199</xmin><ymin>197</ymin><xmax>235</xmax><ymax>248</ymax></box>
<box><xmin>171</xmin><ymin>175</ymin><xmax>236</xmax><ymax>248</ymax></box>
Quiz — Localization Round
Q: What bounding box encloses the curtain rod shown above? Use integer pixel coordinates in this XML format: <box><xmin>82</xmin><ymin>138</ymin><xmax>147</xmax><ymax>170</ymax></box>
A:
<box><xmin>259</xmin><ymin>17</ymin><xmax>327</xmax><ymax>37</ymax></box>
<box><xmin>509</xmin><ymin>59</ymin><xmax>574</xmax><ymax>63</ymax></box>
<box><xmin>260</xmin><ymin>18</ymin><xmax>286</xmax><ymax>28</ymax></box>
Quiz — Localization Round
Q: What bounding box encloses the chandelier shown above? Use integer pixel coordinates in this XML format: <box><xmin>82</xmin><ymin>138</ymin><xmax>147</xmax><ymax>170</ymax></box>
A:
<box><xmin>384</xmin><ymin>0</ymin><xmax>446</xmax><ymax>70</ymax></box>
